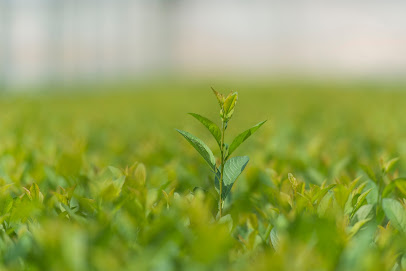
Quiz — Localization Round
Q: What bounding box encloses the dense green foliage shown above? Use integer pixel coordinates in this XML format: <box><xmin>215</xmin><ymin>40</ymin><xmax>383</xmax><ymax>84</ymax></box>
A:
<box><xmin>1</xmin><ymin>81</ymin><xmax>406</xmax><ymax>270</ymax></box>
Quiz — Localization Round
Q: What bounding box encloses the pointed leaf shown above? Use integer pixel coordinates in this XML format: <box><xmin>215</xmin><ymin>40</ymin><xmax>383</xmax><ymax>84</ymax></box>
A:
<box><xmin>22</xmin><ymin>187</ymin><xmax>32</xmax><ymax>200</ymax></box>
<box><xmin>364</xmin><ymin>180</ymin><xmax>378</xmax><ymax>204</ymax></box>
<box><xmin>360</xmin><ymin>164</ymin><xmax>377</xmax><ymax>182</ymax></box>
<box><xmin>215</xmin><ymin>156</ymin><xmax>249</xmax><ymax>200</ymax></box>
<box><xmin>30</xmin><ymin>183</ymin><xmax>40</xmax><ymax>201</ymax></box>
<box><xmin>348</xmin><ymin>218</ymin><xmax>371</xmax><ymax>238</ymax></box>
<box><xmin>382</xmin><ymin>178</ymin><xmax>406</xmax><ymax>198</ymax></box>
<box><xmin>382</xmin><ymin>198</ymin><xmax>406</xmax><ymax>233</ymax></box>
<box><xmin>227</xmin><ymin>120</ymin><xmax>267</xmax><ymax>158</ymax></box>
<box><xmin>176</xmin><ymin>129</ymin><xmax>216</xmax><ymax>171</ymax></box>
<box><xmin>312</xmin><ymin>184</ymin><xmax>336</xmax><ymax>204</ymax></box>
<box><xmin>188</xmin><ymin>113</ymin><xmax>222</xmax><ymax>147</ymax></box>
<box><xmin>211</xmin><ymin>87</ymin><xmax>225</xmax><ymax>107</ymax></box>
<box><xmin>383</xmin><ymin>157</ymin><xmax>399</xmax><ymax>174</ymax></box>
<box><xmin>350</xmin><ymin>188</ymin><xmax>373</xmax><ymax>219</ymax></box>
<box><xmin>351</xmin><ymin>204</ymin><xmax>374</xmax><ymax>225</ymax></box>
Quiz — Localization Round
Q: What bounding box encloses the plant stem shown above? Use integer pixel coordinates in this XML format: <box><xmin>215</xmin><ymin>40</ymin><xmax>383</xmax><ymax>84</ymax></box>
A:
<box><xmin>219</xmin><ymin>121</ymin><xmax>226</xmax><ymax>218</ymax></box>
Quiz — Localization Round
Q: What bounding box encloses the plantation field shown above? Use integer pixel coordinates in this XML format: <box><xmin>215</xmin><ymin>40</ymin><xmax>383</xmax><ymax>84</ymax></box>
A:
<box><xmin>1</xmin><ymin>81</ymin><xmax>406</xmax><ymax>270</ymax></box>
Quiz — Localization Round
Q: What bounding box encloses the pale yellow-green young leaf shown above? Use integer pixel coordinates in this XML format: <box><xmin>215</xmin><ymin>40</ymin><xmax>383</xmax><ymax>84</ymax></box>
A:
<box><xmin>211</xmin><ymin>87</ymin><xmax>225</xmax><ymax>107</ymax></box>
<box><xmin>383</xmin><ymin>157</ymin><xmax>399</xmax><ymax>174</ymax></box>
<box><xmin>221</xmin><ymin>92</ymin><xmax>238</xmax><ymax>121</ymax></box>
<box><xmin>134</xmin><ymin>163</ymin><xmax>146</xmax><ymax>186</ymax></box>
<box><xmin>30</xmin><ymin>183</ymin><xmax>40</xmax><ymax>201</ymax></box>
<box><xmin>350</xmin><ymin>188</ymin><xmax>373</xmax><ymax>218</ymax></box>
<box><xmin>22</xmin><ymin>187</ymin><xmax>32</xmax><ymax>200</ymax></box>
<box><xmin>288</xmin><ymin>173</ymin><xmax>298</xmax><ymax>191</ymax></box>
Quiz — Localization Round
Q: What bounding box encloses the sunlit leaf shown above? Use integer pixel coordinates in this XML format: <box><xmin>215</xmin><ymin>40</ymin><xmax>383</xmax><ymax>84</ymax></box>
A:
<box><xmin>383</xmin><ymin>157</ymin><xmax>399</xmax><ymax>174</ymax></box>
<box><xmin>221</xmin><ymin>92</ymin><xmax>238</xmax><ymax>121</ymax></box>
<box><xmin>227</xmin><ymin>120</ymin><xmax>266</xmax><ymax>158</ymax></box>
<box><xmin>350</xmin><ymin>188</ymin><xmax>373</xmax><ymax>219</ymax></box>
<box><xmin>188</xmin><ymin>113</ymin><xmax>222</xmax><ymax>147</ymax></box>
<box><xmin>211</xmin><ymin>87</ymin><xmax>225</xmax><ymax>107</ymax></box>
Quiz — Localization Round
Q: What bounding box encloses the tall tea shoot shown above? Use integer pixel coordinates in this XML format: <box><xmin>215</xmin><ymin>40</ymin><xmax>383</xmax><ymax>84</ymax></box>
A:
<box><xmin>176</xmin><ymin>88</ymin><xmax>266</xmax><ymax>218</ymax></box>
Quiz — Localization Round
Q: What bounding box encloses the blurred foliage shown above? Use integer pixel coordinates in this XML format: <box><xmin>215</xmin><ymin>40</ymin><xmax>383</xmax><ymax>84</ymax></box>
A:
<box><xmin>1</xmin><ymin>80</ymin><xmax>406</xmax><ymax>270</ymax></box>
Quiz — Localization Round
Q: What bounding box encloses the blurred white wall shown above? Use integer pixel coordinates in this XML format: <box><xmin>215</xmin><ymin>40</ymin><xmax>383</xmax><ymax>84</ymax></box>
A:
<box><xmin>1</xmin><ymin>0</ymin><xmax>406</xmax><ymax>87</ymax></box>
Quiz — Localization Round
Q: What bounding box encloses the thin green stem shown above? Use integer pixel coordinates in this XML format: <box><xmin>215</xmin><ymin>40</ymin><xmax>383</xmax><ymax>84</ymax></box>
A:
<box><xmin>219</xmin><ymin>121</ymin><xmax>226</xmax><ymax>218</ymax></box>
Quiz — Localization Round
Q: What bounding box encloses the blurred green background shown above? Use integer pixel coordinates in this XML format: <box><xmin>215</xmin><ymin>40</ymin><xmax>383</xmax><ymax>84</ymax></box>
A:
<box><xmin>1</xmin><ymin>80</ymin><xmax>406</xmax><ymax>270</ymax></box>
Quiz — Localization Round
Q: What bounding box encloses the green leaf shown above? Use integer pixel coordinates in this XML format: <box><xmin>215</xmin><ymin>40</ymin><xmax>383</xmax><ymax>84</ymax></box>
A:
<box><xmin>108</xmin><ymin>166</ymin><xmax>123</xmax><ymax>179</ymax></box>
<box><xmin>29</xmin><ymin>183</ymin><xmax>40</xmax><ymax>201</ymax></box>
<box><xmin>215</xmin><ymin>156</ymin><xmax>249</xmax><ymax>200</ymax></box>
<box><xmin>382</xmin><ymin>198</ymin><xmax>406</xmax><ymax>233</ymax></box>
<box><xmin>188</xmin><ymin>113</ymin><xmax>222</xmax><ymax>147</ymax></box>
<box><xmin>22</xmin><ymin>187</ymin><xmax>32</xmax><ymax>201</ymax></box>
<box><xmin>382</xmin><ymin>178</ymin><xmax>406</xmax><ymax>198</ymax></box>
<box><xmin>351</xmin><ymin>204</ymin><xmax>374</xmax><ymax>225</ymax></box>
<box><xmin>218</xmin><ymin>214</ymin><xmax>233</xmax><ymax>232</ymax></box>
<box><xmin>176</xmin><ymin>129</ymin><xmax>216</xmax><ymax>171</ymax></box>
<box><xmin>383</xmin><ymin>157</ymin><xmax>399</xmax><ymax>174</ymax></box>
<box><xmin>211</xmin><ymin>87</ymin><xmax>225</xmax><ymax>107</ymax></box>
<box><xmin>134</xmin><ymin>163</ymin><xmax>147</xmax><ymax>186</ymax></box>
<box><xmin>288</xmin><ymin>173</ymin><xmax>298</xmax><ymax>191</ymax></box>
<box><xmin>360</xmin><ymin>164</ymin><xmax>377</xmax><ymax>182</ymax></box>
<box><xmin>222</xmin><ymin>92</ymin><xmax>238</xmax><ymax>121</ymax></box>
<box><xmin>227</xmin><ymin>120</ymin><xmax>267</xmax><ymax>158</ymax></box>
<box><xmin>348</xmin><ymin>218</ymin><xmax>371</xmax><ymax>238</ymax></box>
<box><xmin>312</xmin><ymin>184</ymin><xmax>336</xmax><ymax>205</ymax></box>
<box><xmin>396</xmin><ymin>179</ymin><xmax>406</xmax><ymax>195</ymax></box>
<box><xmin>350</xmin><ymin>188</ymin><xmax>373</xmax><ymax>219</ymax></box>
<box><xmin>270</xmin><ymin>228</ymin><xmax>279</xmax><ymax>251</ymax></box>
<box><xmin>364</xmin><ymin>180</ymin><xmax>378</xmax><ymax>204</ymax></box>
<box><xmin>317</xmin><ymin>192</ymin><xmax>333</xmax><ymax>216</ymax></box>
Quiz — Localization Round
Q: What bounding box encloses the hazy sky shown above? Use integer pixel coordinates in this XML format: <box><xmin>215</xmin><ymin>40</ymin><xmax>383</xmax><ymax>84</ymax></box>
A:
<box><xmin>1</xmin><ymin>0</ymin><xmax>406</xmax><ymax>85</ymax></box>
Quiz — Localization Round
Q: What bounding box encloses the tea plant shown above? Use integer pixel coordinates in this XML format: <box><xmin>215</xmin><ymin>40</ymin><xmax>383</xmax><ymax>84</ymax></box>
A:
<box><xmin>176</xmin><ymin>88</ymin><xmax>266</xmax><ymax>217</ymax></box>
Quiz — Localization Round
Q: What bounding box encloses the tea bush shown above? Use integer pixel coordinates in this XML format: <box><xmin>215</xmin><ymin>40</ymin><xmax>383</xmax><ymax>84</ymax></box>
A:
<box><xmin>1</xmin><ymin>81</ymin><xmax>406</xmax><ymax>270</ymax></box>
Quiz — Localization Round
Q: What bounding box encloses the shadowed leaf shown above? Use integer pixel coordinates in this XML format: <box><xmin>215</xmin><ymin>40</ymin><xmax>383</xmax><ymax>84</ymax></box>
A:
<box><xmin>215</xmin><ymin>156</ymin><xmax>249</xmax><ymax>200</ymax></box>
<box><xmin>176</xmin><ymin>129</ymin><xmax>216</xmax><ymax>171</ymax></box>
<box><xmin>383</xmin><ymin>198</ymin><xmax>406</xmax><ymax>233</ymax></box>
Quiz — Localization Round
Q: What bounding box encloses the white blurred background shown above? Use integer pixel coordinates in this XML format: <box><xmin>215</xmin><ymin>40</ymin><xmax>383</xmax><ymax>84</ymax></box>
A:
<box><xmin>1</xmin><ymin>0</ymin><xmax>406</xmax><ymax>87</ymax></box>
